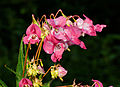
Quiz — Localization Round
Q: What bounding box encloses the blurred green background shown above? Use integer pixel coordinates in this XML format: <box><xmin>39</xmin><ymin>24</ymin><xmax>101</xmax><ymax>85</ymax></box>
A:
<box><xmin>0</xmin><ymin>0</ymin><xmax>120</xmax><ymax>87</ymax></box>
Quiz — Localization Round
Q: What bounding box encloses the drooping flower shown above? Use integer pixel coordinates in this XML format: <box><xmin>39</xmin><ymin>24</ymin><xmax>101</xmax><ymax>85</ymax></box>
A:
<box><xmin>37</xmin><ymin>64</ymin><xmax>45</xmax><ymax>74</ymax></box>
<box><xmin>23</xmin><ymin>24</ymin><xmax>41</xmax><ymax>44</ymax></box>
<box><xmin>74</xmin><ymin>14</ymin><xmax>106</xmax><ymax>36</ymax></box>
<box><xmin>43</xmin><ymin>33</ymin><xmax>66</xmax><ymax>62</ymax></box>
<box><xmin>92</xmin><ymin>79</ymin><xmax>103</xmax><ymax>87</ymax></box>
<box><xmin>58</xmin><ymin>66</ymin><xmax>67</xmax><ymax>78</ymax></box>
<box><xmin>43</xmin><ymin>33</ymin><xmax>60</xmax><ymax>54</ymax></box>
<box><xmin>19</xmin><ymin>78</ymin><xmax>33</xmax><ymax>87</ymax></box>
<box><xmin>51</xmin><ymin>43</ymin><xmax>65</xmax><ymax>62</ymax></box>
<box><xmin>64</xmin><ymin>26</ymin><xmax>87</xmax><ymax>49</ymax></box>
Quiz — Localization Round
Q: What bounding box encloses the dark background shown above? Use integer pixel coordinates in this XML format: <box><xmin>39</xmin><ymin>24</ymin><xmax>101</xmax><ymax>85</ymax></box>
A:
<box><xmin>0</xmin><ymin>0</ymin><xmax>120</xmax><ymax>87</ymax></box>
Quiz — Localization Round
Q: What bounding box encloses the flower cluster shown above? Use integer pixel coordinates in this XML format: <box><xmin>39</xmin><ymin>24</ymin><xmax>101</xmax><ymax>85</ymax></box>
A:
<box><xmin>19</xmin><ymin>9</ymin><xmax>106</xmax><ymax>87</ymax></box>
<box><xmin>26</xmin><ymin>58</ymin><xmax>45</xmax><ymax>87</ymax></box>
<box><xmin>23</xmin><ymin>12</ymin><xmax>106</xmax><ymax>63</ymax></box>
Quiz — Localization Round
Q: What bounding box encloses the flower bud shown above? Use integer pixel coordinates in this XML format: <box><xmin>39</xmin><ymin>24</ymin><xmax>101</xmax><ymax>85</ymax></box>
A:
<box><xmin>19</xmin><ymin>78</ymin><xmax>32</xmax><ymax>87</ymax></box>
<box><xmin>58</xmin><ymin>66</ymin><xmax>67</xmax><ymax>78</ymax></box>
<box><xmin>51</xmin><ymin>69</ymin><xmax>58</xmax><ymax>79</ymax></box>
<box><xmin>27</xmin><ymin>68</ymin><xmax>33</xmax><ymax>76</ymax></box>
<box><xmin>37</xmin><ymin>65</ymin><xmax>45</xmax><ymax>74</ymax></box>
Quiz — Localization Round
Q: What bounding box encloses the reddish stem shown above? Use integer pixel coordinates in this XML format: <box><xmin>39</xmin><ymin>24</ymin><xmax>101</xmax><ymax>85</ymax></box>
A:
<box><xmin>22</xmin><ymin>43</ymin><xmax>30</xmax><ymax>77</ymax></box>
<box><xmin>42</xmin><ymin>66</ymin><xmax>51</xmax><ymax>79</ymax></box>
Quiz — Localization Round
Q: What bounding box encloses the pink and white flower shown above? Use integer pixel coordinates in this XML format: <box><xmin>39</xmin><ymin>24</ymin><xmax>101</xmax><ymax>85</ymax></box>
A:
<box><xmin>43</xmin><ymin>34</ymin><xmax>65</xmax><ymax>62</ymax></box>
<box><xmin>37</xmin><ymin>65</ymin><xmax>45</xmax><ymax>74</ymax></box>
<box><xmin>51</xmin><ymin>43</ymin><xmax>65</xmax><ymax>62</ymax></box>
<box><xmin>58</xmin><ymin>66</ymin><xmax>67</xmax><ymax>78</ymax></box>
<box><xmin>74</xmin><ymin>14</ymin><xmax>106</xmax><ymax>36</ymax></box>
<box><xmin>23</xmin><ymin>24</ymin><xmax>41</xmax><ymax>44</ymax></box>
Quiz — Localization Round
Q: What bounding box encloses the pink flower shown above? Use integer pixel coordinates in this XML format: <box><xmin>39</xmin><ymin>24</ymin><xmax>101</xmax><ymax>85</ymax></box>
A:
<box><xmin>23</xmin><ymin>24</ymin><xmax>41</xmax><ymax>44</ymax></box>
<box><xmin>47</xmin><ymin>16</ymin><xmax>68</xmax><ymax>42</ymax></box>
<box><xmin>47</xmin><ymin>16</ymin><xmax>66</xmax><ymax>28</ymax></box>
<box><xmin>43</xmin><ymin>33</ymin><xmax>60</xmax><ymax>54</ymax></box>
<box><xmin>51</xmin><ymin>43</ymin><xmax>64</xmax><ymax>62</ymax></box>
<box><xmin>43</xmin><ymin>34</ymin><xmax>65</xmax><ymax>62</ymax></box>
<box><xmin>64</xmin><ymin>26</ymin><xmax>87</xmax><ymax>49</ymax></box>
<box><xmin>74</xmin><ymin>14</ymin><xmax>106</xmax><ymax>36</ymax></box>
<box><xmin>58</xmin><ymin>66</ymin><xmax>67</xmax><ymax>78</ymax></box>
<box><xmin>52</xmin><ymin>27</ymin><xmax>69</xmax><ymax>42</ymax></box>
<box><xmin>19</xmin><ymin>78</ymin><xmax>32</xmax><ymax>87</ymax></box>
<box><xmin>74</xmin><ymin>15</ymin><xmax>96</xmax><ymax>36</ymax></box>
<box><xmin>92</xmin><ymin>79</ymin><xmax>103</xmax><ymax>87</ymax></box>
<box><xmin>37</xmin><ymin>65</ymin><xmax>45</xmax><ymax>74</ymax></box>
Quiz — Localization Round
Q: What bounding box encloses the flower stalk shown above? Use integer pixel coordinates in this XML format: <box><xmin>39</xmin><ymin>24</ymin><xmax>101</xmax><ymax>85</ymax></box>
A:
<box><xmin>22</xmin><ymin>43</ymin><xmax>30</xmax><ymax>77</ymax></box>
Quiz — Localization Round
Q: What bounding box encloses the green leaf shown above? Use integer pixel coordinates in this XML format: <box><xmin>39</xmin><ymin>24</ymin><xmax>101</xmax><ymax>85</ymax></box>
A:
<box><xmin>0</xmin><ymin>80</ymin><xmax>8</xmax><ymax>87</ymax></box>
<box><xmin>4</xmin><ymin>65</ymin><xmax>21</xmax><ymax>79</ymax></box>
<box><xmin>42</xmin><ymin>80</ymin><xmax>52</xmax><ymax>87</ymax></box>
<box><xmin>16</xmin><ymin>37</ymin><xmax>25</xmax><ymax>87</ymax></box>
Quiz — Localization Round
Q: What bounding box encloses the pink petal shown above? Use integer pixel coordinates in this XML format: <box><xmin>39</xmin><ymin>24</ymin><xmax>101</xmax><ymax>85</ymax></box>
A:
<box><xmin>47</xmin><ymin>16</ymin><xmax>66</xmax><ymax>28</ymax></box>
<box><xmin>53</xmin><ymin>29</ymin><xmax>68</xmax><ymax>41</ymax></box>
<box><xmin>94</xmin><ymin>24</ymin><xmax>107</xmax><ymax>32</ymax></box>
<box><xmin>51</xmin><ymin>43</ymin><xmax>64</xmax><ymax>62</ymax></box>
<box><xmin>47</xmin><ymin>19</ymin><xmax>56</xmax><ymax>27</ymax></box>
<box><xmin>70</xmin><ymin>26</ymin><xmax>82</xmax><ymax>38</ymax></box>
<box><xmin>58</xmin><ymin>66</ymin><xmax>67</xmax><ymax>77</ymax></box>
<box><xmin>74</xmin><ymin>18</ymin><xmax>84</xmax><ymax>29</ymax></box>
<box><xmin>54</xmin><ymin>16</ymin><xmax>66</xmax><ymax>27</ymax></box>
<box><xmin>43</xmin><ymin>38</ymin><xmax>54</xmax><ymax>54</ymax></box>
<box><xmin>26</xmin><ymin>24</ymin><xmax>41</xmax><ymax>38</ymax></box>
<box><xmin>83</xmin><ymin>14</ymin><xmax>93</xmax><ymax>26</ymax></box>
<box><xmin>47</xmin><ymin>33</ymin><xmax>60</xmax><ymax>44</ymax></box>
<box><xmin>71</xmin><ymin>38</ymin><xmax>81</xmax><ymax>45</ymax></box>
<box><xmin>23</xmin><ymin>36</ymin><xmax>29</xmax><ymax>44</ymax></box>
<box><xmin>34</xmin><ymin>24</ymin><xmax>41</xmax><ymax>38</ymax></box>
<box><xmin>92</xmin><ymin>79</ymin><xmax>103</xmax><ymax>87</ymax></box>
<box><xmin>51</xmin><ymin>53</ymin><xmax>57</xmax><ymax>62</ymax></box>
<box><xmin>79</xmin><ymin>41</ymin><xmax>87</xmax><ymax>49</ymax></box>
<box><xmin>29</xmin><ymin>38</ymin><xmax>40</xmax><ymax>44</ymax></box>
<box><xmin>54</xmin><ymin>43</ymin><xmax>64</xmax><ymax>57</ymax></box>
